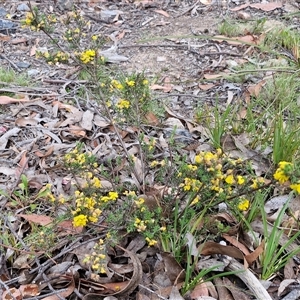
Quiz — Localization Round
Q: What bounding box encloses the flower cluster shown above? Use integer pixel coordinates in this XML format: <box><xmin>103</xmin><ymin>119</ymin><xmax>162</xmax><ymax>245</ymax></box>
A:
<box><xmin>37</xmin><ymin>50</ymin><xmax>69</xmax><ymax>65</ymax></box>
<box><xmin>108</xmin><ymin>74</ymin><xmax>152</xmax><ymax>124</ymax></box>
<box><xmin>23</xmin><ymin>9</ymin><xmax>56</xmax><ymax>31</ymax></box>
<box><xmin>178</xmin><ymin>149</ymin><xmax>267</xmax><ymax>212</ymax></box>
<box><xmin>116</xmin><ymin>99</ymin><xmax>130</xmax><ymax>110</ymax></box>
<box><xmin>63</xmin><ymin>144</ymin><xmax>120</xmax><ymax>228</ymax></box>
<box><xmin>273</xmin><ymin>161</ymin><xmax>300</xmax><ymax>193</ymax></box>
<box><xmin>83</xmin><ymin>239</ymin><xmax>107</xmax><ymax>274</ymax></box>
<box><xmin>125</xmin><ymin>192</ymin><xmax>164</xmax><ymax>247</ymax></box>
<box><xmin>79</xmin><ymin>49</ymin><xmax>96</xmax><ymax>64</ymax></box>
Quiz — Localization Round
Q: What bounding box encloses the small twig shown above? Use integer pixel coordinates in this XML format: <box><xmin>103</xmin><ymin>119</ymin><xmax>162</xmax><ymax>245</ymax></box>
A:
<box><xmin>0</xmin><ymin>54</ymin><xmax>21</xmax><ymax>72</ymax></box>
<box><xmin>42</xmin><ymin>274</ymin><xmax>66</xmax><ymax>300</ymax></box>
<box><xmin>0</xmin><ymin>242</ymin><xmax>43</xmax><ymax>255</ymax></box>
<box><xmin>175</xmin><ymin>0</ymin><xmax>200</xmax><ymax>17</ymax></box>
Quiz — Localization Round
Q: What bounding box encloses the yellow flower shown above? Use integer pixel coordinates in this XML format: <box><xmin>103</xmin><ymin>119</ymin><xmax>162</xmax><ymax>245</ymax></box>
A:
<box><xmin>194</xmin><ymin>154</ymin><xmax>203</xmax><ymax>164</ymax></box>
<box><xmin>237</xmin><ymin>175</ymin><xmax>245</xmax><ymax>185</ymax></box>
<box><xmin>274</xmin><ymin>169</ymin><xmax>289</xmax><ymax>184</ymax></box>
<box><xmin>278</xmin><ymin>161</ymin><xmax>292</xmax><ymax>169</ymax></box>
<box><xmin>290</xmin><ymin>183</ymin><xmax>300</xmax><ymax>194</ymax></box>
<box><xmin>238</xmin><ymin>199</ymin><xmax>250</xmax><ymax>211</ymax></box>
<box><xmin>203</xmin><ymin>152</ymin><xmax>217</xmax><ymax>164</ymax></box>
<box><xmin>80</xmin><ymin>49</ymin><xmax>96</xmax><ymax>64</ymax></box>
<box><xmin>88</xmin><ymin>216</ymin><xmax>98</xmax><ymax>223</ymax></box>
<box><xmin>225</xmin><ymin>174</ymin><xmax>235</xmax><ymax>185</ymax></box>
<box><xmin>187</xmin><ymin>164</ymin><xmax>197</xmax><ymax>171</ymax></box>
<box><xmin>143</xmin><ymin>79</ymin><xmax>149</xmax><ymax>85</ymax></box>
<box><xmin>145</xmin><ymin>237</ymin><xmax>157</xmax><ymax>247</ymax></box>
<box><xmin>135</xmin><ymin>198</ymin><xmax>145</xmax><ymax>208</ymax></box>
<box><xmin>92</xmin><ymin>177</ymin><xmax>102</xmax><ymax>188</ymax></box>
<box><xmin>111</xmin><ymin>79</ymin><xmax>123</xmax><ymax>90</ymax></box>
<box><xmin>116</xmin><ymin>99</ymin><xmax>130</xmax><ymax>110</ymax></box>
<box><xmin>150</xmin><ymin>161</ymin><xmax>159</xmax><ymax>167</ymax></box>
<box><xmin>108</xmin><ymin>191</ymin><xmax>118</xmax><ymax>200</ymax></box>
<box><xmin>251</xmin><ymin>179</ymin><xmax>258</xmax><ymax>189</ymax></box>
<box><xmin>73</xmin><ymin>214</ymin><xmax>88</xmax><ymax>227</ymax></box>
<box><xmin>126</xmin><ymin>79</ymin><xmax>135</xmax><ymax>86</ymax></box>
<box><xmin>190</xmin><ymin>195</ymin><xmax>200</xmax><ymax>206</ymax></box>
<box><xmin>92</xmin><ymin>35</ymin><xmax>98</xmax><ymax>41</ymax></box>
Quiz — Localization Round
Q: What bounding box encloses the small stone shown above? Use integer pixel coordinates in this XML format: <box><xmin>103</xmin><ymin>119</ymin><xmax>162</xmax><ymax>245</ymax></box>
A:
<box><xmin>27</xmin><ymin>69</ymin><xmax>39</xmax><ymax>77</ymax></box>
<box><xmin>17</xmin><ymin>3</ymin><xmax>30</xmax><ymax>11</ymax></box>
<box><xmin>16</xmin><ymin>62</ymin><xmax>30</xmax><ymax>69</ymax></box>
<box><xmin>0</xmin><ymin>7</ymin><xmax>7</xmax><ymax>18</ymax></box>
<box><xmin>57</xmin><ymin>0</ymin><xmax>73</xmax><ymax>11</ymax></box>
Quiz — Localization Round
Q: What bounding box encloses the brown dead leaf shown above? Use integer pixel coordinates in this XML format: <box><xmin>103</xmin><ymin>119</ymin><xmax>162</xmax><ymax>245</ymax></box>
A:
<box><xmin>199</xmin><ymin>83</ymin><xmax>215</xmax><ymax>90</ymax></box>
<box><xmin>214</xmin><ymin>35</ymin><xmax>259</xmax><ymax>46</ymax></box>
<box><xmin>222</xmin><ymin>234</ymin><xmax>251</xmax><ymax>256</ymax></box>
<box><xmin>150</xmin><ymin>84</ymin><xmax>165</xmax><ymax>90</ymax></box>
<box><xmin>213</xmin><ymin>277</ymin><xmax>233</xmax><ymax>300</ymax></box>
<box><xmin>34</xmin><ymin>145</ymin><xmax>54</xmax><ymax>158</ymax></box>
<box><xmin>15</xmin><ymin>117</ymin><xmax>38</xmax><ymax>127</ymax></box>
<box><xmin>223</xmin><ymin>277</ymin><xmax>251</xmax><ymax>300</ymax></box>
<box><xmin>200</xmin><ymin>241</ymin><xmax>245</xmax><ymax>261</ymax></box>
<box><xmin>230</xmin><ymin>3</ymin><xmax>250</xmax><ymax>11</ymax></box>
<box><xmin>145</xmin><ymin>111</ymin><xmax>159</xmax><ymax>125</ymax></box>
<box><xmin>284</xmin><ymin>258</ymin><xmax>297</xmax><ymax>279</ymax></box>
<box><xmin>0</xmin><ymin>95</ymin><xmax>30</xmax><ymax>104</ymax></box>
<box><xmin>19</xmin><ymin>284</ymin><xmax>40</xmax><ymax>297</ymax></box>
<box><xmin>42</xmin><ymin>278</ymin><xmax>75</xmax><ymax>300</ymax></box>
<box><xmin>18</xmin><ymin>214</ymin><xmax>53</xmax><ymax>226</ymax></box>
<box><xmin>56</xmin><ymin>220</ymin><xmax>84</xmax><ymax>236</ymax></box>
<box><xmin>2</xmin><ymin>287</ymin><xmax>22</xmax><ymax>300</ymax></box>
<box><xmin>108</xmin><ymin>246</ymin><xmax>143</xmax><ymax>296</ymax></box>
<box><xmin>11</xmin><ymin>37</ymin><xmax>27</xmax><ymax>45</ymax></box>
<box><xmin>190</xmin><ymin>282</ymin><xmax>209</xmax><ymax>298</ymax></box>
<box><xmin>245</xmin><ymin>240</ymin><xmax>265</xmax><ymax>265</ymax></box>
<box><xmin>161</xmin><ymin>252</ymin><xmax>186</xmax><ymax>284</ymax></box>
<box><xmin>0</xmin><ymin>34</ymin><xmax>10</xmax><ymax>41</ymax></box>
<box><xmin>162</xmin><ymin>77</ymin><xmax>172</xmax><ymax>93</ymax></box>
<box><xmin>250</xmin><ymin>2</ymin><xmax>282</xmax><ymax>12</ymax></box>
<box><xmin>30</xmin><ymin>45</ymin><xmax>37</xmax><ymax>56</ymax></box>
<box><xmin>247</xmin><ymin>80</ymin><xmax>266</xmax><ymax>97</ymax></box>
<box><xmin>69</xmin><ymin>125</ymin><xmax>86</xmax><ymax>137</ymax></box>
<box><xmin>153</xmin><ymin>9</ymin><xmax>170</xmax><ymax>17</ymax></box>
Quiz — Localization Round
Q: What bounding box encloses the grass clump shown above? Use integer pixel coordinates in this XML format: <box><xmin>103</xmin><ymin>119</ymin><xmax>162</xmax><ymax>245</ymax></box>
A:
<box><xmin>0</xmin><ymin>67</ymin><xmax>30</xmax><ymax>87</ymax></box>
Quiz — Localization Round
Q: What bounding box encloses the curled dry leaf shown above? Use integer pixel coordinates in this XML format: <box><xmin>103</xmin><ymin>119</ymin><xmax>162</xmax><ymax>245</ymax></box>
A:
<box><xmin>101</xmin><ymin>245</ymin><xmax>143</xmax><ymax>296</ymax></box>
<box><xmin>41</xmin><ymin>277</ymin><xmax>75</xmax><ymax>300</ymax></box>
<box><xmin>160</xmin><ymin>252</ymin><xmax>186</xmax><ymax>284</ymax></box>
<box><xmin>244</xmin><ymin>240</ymin><xmax>265</xmax><ymax>265</ymax></box>
<box><xmin>17</xmin><ymin>214</ymin><xmax>53</xmax><ymax>226</ymax></box>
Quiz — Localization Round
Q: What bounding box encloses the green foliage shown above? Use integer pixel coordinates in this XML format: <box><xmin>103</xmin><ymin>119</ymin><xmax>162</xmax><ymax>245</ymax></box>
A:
<box><xmin>0</xmin><ymin>67</ymin><xmax>30</xmax><ymax>87</ymax></box>
<box><xmin>260</xmin><ymin>193</ymin><xmax>300</xmax><ymax>280</ymax></box>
